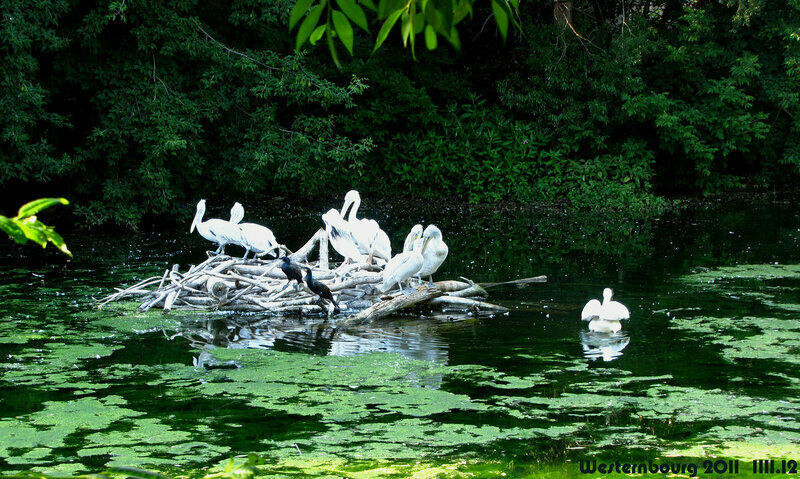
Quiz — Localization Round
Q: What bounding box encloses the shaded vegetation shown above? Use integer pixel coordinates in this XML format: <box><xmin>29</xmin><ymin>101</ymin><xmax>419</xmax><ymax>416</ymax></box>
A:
<box><xmin>1</xmin><ymin>0</ymin><xmax>799</xmax><ymax>225</ymax></box>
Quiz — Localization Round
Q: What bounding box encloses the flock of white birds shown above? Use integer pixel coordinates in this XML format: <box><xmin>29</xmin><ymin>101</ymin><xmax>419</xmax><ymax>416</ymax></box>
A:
<box><xmin>190</xmin><ymin>190</ymin><xmax>628</xmax><ymax>330</ymax></box>
<box><xmin>190</xmin><ymin>190</ymin><xmax>449</xmax><ymax>296</ymax></box>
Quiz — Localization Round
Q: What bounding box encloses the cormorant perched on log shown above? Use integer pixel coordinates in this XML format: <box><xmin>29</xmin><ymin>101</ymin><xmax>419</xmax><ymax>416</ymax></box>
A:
<box><xmin>280</xmin><ymin>257</ymin><xmax>303</xmax><ymax>290</ymax></box>
<box><xmin>304</xmin><ymin>267</ymin><xmax>340</xmax><ymax>314</ymax></box>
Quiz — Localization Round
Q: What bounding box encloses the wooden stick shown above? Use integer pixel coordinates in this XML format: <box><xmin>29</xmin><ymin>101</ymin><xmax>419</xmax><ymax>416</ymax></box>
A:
<box><xmin>339</xmin><ymin>286</ymin><xmax>443</xmax><ymax>327</ymax></box>
<box><xmin>478</xmin><ymin>275</ymin><xmax>547</xmax><ymax>289</ymax></box>
<box><xmin>427</xmin><ymin>296</ymin><xmax>508</xmax><ymax>312</ymax></box>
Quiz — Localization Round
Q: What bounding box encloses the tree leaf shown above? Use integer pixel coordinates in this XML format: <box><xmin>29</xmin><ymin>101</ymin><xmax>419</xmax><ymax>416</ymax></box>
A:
<box><xmin>413</xmin><ymin>12</ymin><xmax>425</xmax><ymax>35</ymax></box>
<box><xmin>43</xmin><ymin>228</ymin><xmax>72</xmax><ymax>257</ymax></box>
<box><xmin>453</xmin><ymin>0</ymin><xmax>473</xmax><ymax>23</ymax></box>
<box><xmin>0</xmin><ymin>216</ymin><xmax>27</xmax><ymax>245</ymax></box>
<box><xmin>327</xmin><ymin>27</ymin><xmax>343</xmax><ymax>68</ymax></box>
<box><xmin>289</xmin><ymin>0</ymin><xmax>316</xmax><ymax>31</ymax></box>
<box><xmin>336</xmin><ymin>0</ymin><xmax>369</xmax><ymax>31</ymax></box>
<box><xmin>424</xmin><ymin>24</ymin><xmax>437</xmax><ymax>50</ymax></box>
<box><xmin>401</xmin><ymin>11</ymin><xmax>412</xmax><ymax>47</ymax></box>
<box><xmin>17</xmin><ymin>220</ymin><xmax>48</xmax><ymax>248</ymax></box>
<box><xmin>296</xmin><ymin>4</ymin><xmax>325</xmax><ymax>51</ymax></box>
<box><xmin>332</xmin><ymin>10</ymin><xmax>355</xmax><ymax>54</ymax></box>
<box><xmin>373</xmin><ymin>8</ymin><xmax>404</xmax><ymax>52</ymax></box>
<box><xmin>491</xmin><ymin>0</ymin><xmax>509</xmax><ymax>42</ymax></box>
<box><xmin>310</xmin><ymin>24</ymin><xmax>327</xmax><ymax>44</ymax></box>
<box><xmin>360</xmin><ymin>0</ymin><xmax>377</xmax><ymax>11</ymax></box>
<box><xmin>17</xmin><ymin>197</ymin><xmax>69</xmax><ymax>218</ymax></box>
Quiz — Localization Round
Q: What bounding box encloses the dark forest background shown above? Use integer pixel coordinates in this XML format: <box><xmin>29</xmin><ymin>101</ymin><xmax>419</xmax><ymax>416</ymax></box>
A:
<box><xmin>2</xmin><ymin>0</ymin><xmax>798</xmax><ymax>227</ymax></box>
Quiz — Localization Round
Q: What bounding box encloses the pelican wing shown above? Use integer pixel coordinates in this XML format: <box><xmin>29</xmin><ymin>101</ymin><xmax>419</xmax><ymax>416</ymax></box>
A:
<box><xmin>380</xmin><ymin>249</ymin><xmax>423</xmax><ymax>292</ymax></box>
<box><xmin>601</xmin><ymin>300</ymin><xmax>630</xmax><ymax>321</ymax></box>
<box><xmin>581</xmin><ymin>299</ymin><xmax>602</xmax><ymax>321</ymax></box>
<box><xmin>240</xmin><ymin>223</ymin><xmax>278</xmax><ymax>256</ymax></box>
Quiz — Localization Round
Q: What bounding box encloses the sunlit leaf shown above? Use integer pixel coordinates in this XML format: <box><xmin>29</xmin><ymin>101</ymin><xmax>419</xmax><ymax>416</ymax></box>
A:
<box><xmin>336</xmin><ymin>0</ymin><xmax>369</xmax><ymax>31</ymax></box>
<box><xmin>0</xmin><ymin>216</ymin><xmax>27</xmax><ymax>244</ymax></box>
<box><xmin>332</xmin><ymin>10</ymin><xmax>355</xmax><ymax>54</ymax></box>
<box><xmin>17</xmin><ymin>197</ymin><xmax>69</xmax><ymax>218</ymax></box>
<box><xmin>373</xmin><ymin>8</ymin><xmax>404</xmax><ymax>52</ymax></box>
<box><xmin>44</xmin><ymin>228</ymin><xmax>73</xmax><ymax>258</ymax></box>
<box><xmin>401</xmin><ymin>12</ymin><xmax>412</xmax><ymax>47</ymax></box>
<box><xmin>424</xmin><ymin>24</ymin><xmax>437</xmax><ymax>50</ymax></box>
<box><xmin>310</xmin><ymin>24</ymin><xmax>327</xmax><ymax>44</ymax></box>
<box><xmin>491</xmin><ymin>0</ymin><xmax>509</xmax><ymax>41</ymax></box>
<box><xmin>296</xmin><ymin>5</ymin><xmax>325</xmax><ymax>51</ymax></box>
<box><xmin>289</xmin><ymin>0</ymin><xmax>316</xmax><ymax>31</ymax></box>
<box><xmin>17</xmin><ymin>219</ymin><xmax>48</xmax><ymax>248</ymax></box>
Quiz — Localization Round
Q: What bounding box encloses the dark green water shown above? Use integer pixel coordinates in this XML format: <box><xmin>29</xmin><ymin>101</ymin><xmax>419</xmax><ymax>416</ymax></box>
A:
<box><xmin>2</xmin><ymin>198</ymin><xmax>800</xmax><ymax>477</ymax></box>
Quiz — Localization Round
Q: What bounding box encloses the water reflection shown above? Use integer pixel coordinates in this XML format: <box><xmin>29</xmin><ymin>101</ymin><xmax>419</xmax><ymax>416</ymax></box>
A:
<box><xmin>579</xmin><ymin>330</ymin><xmax>630</xmax><ymax>362</ymax></box>
<box><xmin>179</xmin><ymin>317</ymin><xmax>450</xmax><ymax>364</ymax></box>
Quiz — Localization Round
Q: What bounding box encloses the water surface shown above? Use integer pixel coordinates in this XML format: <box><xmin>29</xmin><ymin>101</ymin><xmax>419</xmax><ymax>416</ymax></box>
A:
<box><xmin>1</xmin><ymin>198</ymin><xmax>799</xmax><ymax>476</ymax></box>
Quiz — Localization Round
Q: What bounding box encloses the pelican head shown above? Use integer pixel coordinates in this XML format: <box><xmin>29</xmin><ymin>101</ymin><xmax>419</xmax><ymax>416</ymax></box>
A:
<box><xmin>602</xmin><ymin>288</ymin><xmax>614</xmax><ymax>304</ymax></box>
<box><xmin>342</xmin><ymin>190</ymin><xmax>361</xmax><ymax>219</ymax></box>
<box><xmin>230</xmin><ymin>202</ymin><xmax>245</xmax><ymax>224</ymax></box>
<box><xmin>191</xmin><ymin>199</ymin><xmax>206</xmax><ymax>233</ymax></box>
<box><xmin>404</xmin><ymin>224</ymin><xmax>424</xmax><ymax>252</ymax></box>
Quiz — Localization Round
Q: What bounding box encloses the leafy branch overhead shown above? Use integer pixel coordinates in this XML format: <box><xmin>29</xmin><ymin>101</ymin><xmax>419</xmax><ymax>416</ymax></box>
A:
<box><xmin>290</xmin><ymin>0</ymin><xmax>519</xmax><ymax>65</ymax></box>
<box><xmin>0</xmin><ymin>198</ymin><xmax>72</xmax><ymax>257</ymax></box>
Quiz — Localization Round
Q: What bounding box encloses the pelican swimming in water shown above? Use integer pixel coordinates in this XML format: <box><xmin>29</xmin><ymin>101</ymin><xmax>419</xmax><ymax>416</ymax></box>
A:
<box><xmin>341</xmin><ymin>190</ymin><xmax>391</xmax><ymax>264</ymax></box>
<box><xmin>190</xmin><ymin>200</ymin><xmax>245</xmax><ymax>255</ymax></box>
<box><xmin>379</xmin><ymin>237</ymin><xmax>425</xmax><ymax>294</ymax></box>
<box><xmin>581</xmin><ymin>288</ymin><xmax>630</xmax><ymax>333</ymax></box>
<box><xmin>230</xmin><ymin>202</ymin><xmax>279</xmax><ymax>259</ymax></box>
<box><xmin>322</xmin><ymin>208</ymin><xmax>365</xmax><ymax>264</ymax></box>
<box><xmin>418</xmin><ymin>224</ymin><xmax>448</xmax><ymax>284</ymax></box>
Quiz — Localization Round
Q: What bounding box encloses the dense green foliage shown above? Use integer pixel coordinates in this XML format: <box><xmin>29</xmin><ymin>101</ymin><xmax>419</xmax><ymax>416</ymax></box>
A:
<box><xmin>1</xmin><ymin>0</ymin><xmax>799</xmax><ymax>225</ymax></box>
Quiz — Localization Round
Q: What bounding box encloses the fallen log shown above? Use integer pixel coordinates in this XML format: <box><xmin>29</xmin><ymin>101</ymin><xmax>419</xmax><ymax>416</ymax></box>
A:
<box><xmin>339</xmin><ymin>286</ymin><xmax>443</xmax><ymax>327</ymax></box>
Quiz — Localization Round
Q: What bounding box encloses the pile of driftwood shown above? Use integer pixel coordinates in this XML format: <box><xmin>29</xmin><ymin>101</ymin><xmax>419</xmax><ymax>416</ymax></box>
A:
<box><xmin>99</xmin><ymin>228</ymin><xmax>545</xmax><ymax>325</ymax></box>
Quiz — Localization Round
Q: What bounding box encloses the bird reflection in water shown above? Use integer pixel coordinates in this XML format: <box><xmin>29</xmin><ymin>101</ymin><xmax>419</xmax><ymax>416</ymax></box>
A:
<box><xmin>579</xmin><ymin>330</ymin><xmax>630</xmax><ymax>362</ymax></box>
<box><xmin>180</xmin><ymin>316</ymin><xmax>449</xmax><ymax>383</ymax></box>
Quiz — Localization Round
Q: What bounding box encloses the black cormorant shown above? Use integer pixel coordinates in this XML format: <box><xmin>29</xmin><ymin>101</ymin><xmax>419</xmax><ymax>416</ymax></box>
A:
<box><xmin>304</xmin><ymin>267</ymin><xmax>340</xmax><ymax>314</ymax></box>
<box><xmin>280</xmin><ymin>257</ymin><xmax>304</xmax><ymax>289</ymax></box>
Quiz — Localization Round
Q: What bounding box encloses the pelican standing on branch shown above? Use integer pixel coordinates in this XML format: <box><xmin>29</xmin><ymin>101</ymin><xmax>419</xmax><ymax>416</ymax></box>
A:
<box><xmin>322</xmin><ymin>208</ymin><xmax>364</xmax><ymax>264</ymax></box>
<box><xmin>231</xmin><ymin>202</ymin><xmax>280</xmax><ymax>259</ymax></box>
<box><xmin>379</xmin><ymin>237</ymin><xmax>425</xmax><ymax>294</ymax></box>
<box><xmin>418</xmin><ymin>224</ymin><xmax>448</xmax><ymax>284</ymax></box>
<box><xmin>190</xmin><ymin>200</ymin><xmax>245</xmax><ymax>255</ymax></box>
<box><xmin>341</xmin><ymin>190</ymin><xmax>392</xmax><ymax>264</ymax></box>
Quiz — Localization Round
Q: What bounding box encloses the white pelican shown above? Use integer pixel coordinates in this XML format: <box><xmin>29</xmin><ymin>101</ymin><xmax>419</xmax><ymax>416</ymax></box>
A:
<box><xmin>231</xmin><ymin>202</ymin><xmax>279</xmax><ymax>259</ymax></box>
<box><xmin>341</xmin><ymin>190</ymin><xmax>391</xmax><ymax>264</ymax></box>
<box><xmin>379</xmin><ymin>238</ymin><xmax>424</xmax><ymax>294</ymax></box>
<box><xmin>403</xmin><ymin>224</ymin><xmax>423</xmax><ymax>253</ymax></box>
<box><xmin>418</xmin><ymin>224</ymin><xmax>448</xmax><ymax>284</ymax></box>
<box><xmin>190</xmin><ymin>200</ymin><xmax>245</xmax><ymax>255</ymax></box>
<box><xmin>581</xmin><ymin>288</ymin><xmax>630</xmax><ymax>333</ymax></box>
<box><xmin>322</xmin><ymin>208</ymin><xmax>365</xmax><ymax>263</ymax></box>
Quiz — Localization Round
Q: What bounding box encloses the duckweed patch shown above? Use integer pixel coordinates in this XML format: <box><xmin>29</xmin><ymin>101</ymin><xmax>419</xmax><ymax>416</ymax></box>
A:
<box><xmin>5</xmin><ymin>209</ymin><xmax>800</xmax><ymax>477</ymax></box>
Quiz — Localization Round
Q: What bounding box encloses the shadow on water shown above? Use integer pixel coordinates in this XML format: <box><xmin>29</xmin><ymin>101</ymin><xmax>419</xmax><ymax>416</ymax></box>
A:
<box><xmin>1</xmin><ymin>196</ymin><xmax>800</xmax><ymax>475</ymax></box>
